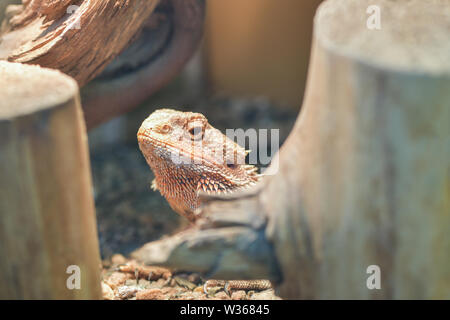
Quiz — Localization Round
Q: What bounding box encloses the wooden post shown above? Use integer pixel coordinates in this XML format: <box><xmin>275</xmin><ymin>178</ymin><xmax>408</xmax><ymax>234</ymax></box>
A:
<box><xmin>265</xmin><ymin>0</ymin><xmax>450</xmax><ymax>299</ymax></box>
<box><xmin>0</xmin><ymin>61</ymin><xmax>102</xmax><ymax>299</ymax></box>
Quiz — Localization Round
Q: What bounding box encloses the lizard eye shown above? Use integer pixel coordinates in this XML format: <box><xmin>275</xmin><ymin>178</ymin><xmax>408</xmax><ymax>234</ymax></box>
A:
<box><xmin>157</xmin><ymin>124</ymin><xmax>172</xmax><ymax>134</ymax></box>
<box><xmin>188</xmin><ymin>126</ymin><xmax>204</xmax><ymax>141</ymax></box>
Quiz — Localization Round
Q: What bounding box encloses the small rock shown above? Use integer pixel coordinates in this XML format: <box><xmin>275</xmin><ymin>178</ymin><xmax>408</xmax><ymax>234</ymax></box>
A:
<box><xmin>191</xmin><ymin>291</ymin><xmax>207</xmax><ymax>300</ymax></box>
<box><xmin>187</xmin><ymin>273</ymin><xmax>201</xmax><ymax>284</ymax></box>
<box><xmin>118</xmin><ymin>262</ymin><xmax>172</xmax><ymax>280</ymax></box>
<box><xmin>205</xmin><ymin>286</ymin><xmax>222</xmax><ymax>296</ymax></box>
<box><xmin>136</xmin><ymin>288</ymin><xmax>164</xmax><ymax>300</ymax></box>
<box><xmin>214</xmin><ymin>291</ymin><xmax>231</xmax><ymax>300</ymax></box>
<box><xmin>150</xmin><ymin>278</ymin><xmax>168</xmax><ymax>289</ymax></box>
<box><xmin>137</xmin><ymin>279</ymin><xmax>151</xmax><ymax>289</ymax></box>
<box><xmin>111</xmin><ymin>254</ymin><xmax>127</xmax><ymax>265</ymax></box>
<box><xmin>125</xmin><ymin>279</ymin><xmax>139</xmax><ymax>286</ymax></box>
<box><xmin>101</xmin><ymin>282</ymin><xmax>114</xmax><ymax>300</ymax></box>
<box><xmin>193</xmin><ymin>286</ymin><xmax>204</xmax><ymax>293</ymax></box>
<box><xmin>161</xmin><ymin>287</ymin><xmax>173</xmax><ymax>294</ymax></box>
<box><xmin>231</xmin><ymin>290</ymin><xmax>247</xmax><ymax>300</ymax></box>
<box><xmin>161</xmin><ymin>287</ymin><xmax>179</xmax><ymax>296</ymax></box>
<box><xmin>117</xmin><ymin>285</ymin><xmax>140</xmax><ymax>299</ymax></box>
<box><xmin>248</xmin><ymin>289</ymin><xmax>281</xmax><ymax>300</ymax></box>
<box><xmin>104</xmin><ymin>272</ymin><xmax>133</xmax><ymax>290</ymax></box>
<box><xmin>176</xmin><ymin>294</ymin><xmax>195</xmax><ymax>300</ymax></box>
<box><xmin>162</xmin><ymin>287</ymin><xmax>187</xmax><ymax>299</ymax></box>
<box><xmin>174</xmin><ymin>276</ymin><xmax>197</xmax><ymax>290</ymax></box>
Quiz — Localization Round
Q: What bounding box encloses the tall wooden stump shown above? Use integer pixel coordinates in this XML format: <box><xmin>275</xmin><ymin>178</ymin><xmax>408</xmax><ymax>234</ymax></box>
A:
<box><xmin>0</xmin><ymin>61</ymin><xmax>101</xmax><ymax>299</ymax></box>
<box><xmin>266</xmin><ymin>0</ymin><xmax>450</xmax><ymax>299</ymax></box>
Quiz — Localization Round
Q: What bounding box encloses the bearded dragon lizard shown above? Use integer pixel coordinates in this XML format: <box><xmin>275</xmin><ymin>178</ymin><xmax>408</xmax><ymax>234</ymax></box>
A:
<box><xmin>137</xmin><ymin>108</ymin><xmax>272</xmax><ymax>295</ymax></box>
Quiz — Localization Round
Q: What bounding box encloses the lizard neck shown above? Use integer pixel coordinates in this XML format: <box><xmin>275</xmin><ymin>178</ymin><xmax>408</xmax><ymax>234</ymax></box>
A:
<box><xmin>146</xmin><ymin>153</ymin><xmax>201</xmax><ymax>221</ymax></box>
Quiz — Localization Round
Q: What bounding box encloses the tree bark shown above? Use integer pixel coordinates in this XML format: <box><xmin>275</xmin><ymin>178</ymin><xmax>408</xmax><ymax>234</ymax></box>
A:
<box><xmin>0</xmin><ymin>0</ymin><xmax>206</xmax><ymax>129</ymax></box>
<box><xmin>0</xmin><ymin>61</ymin><xmax>101</xmax><ymax>299</ymax></box>
<box><xmin>0</xmin><ymin>0</ymin><xmax>160</xmax><ymax>86</ymax></box>
<box><xmin>133</xmin><ymin>0</ymin><xmax>450</xmax><ymax>299</ymax></box>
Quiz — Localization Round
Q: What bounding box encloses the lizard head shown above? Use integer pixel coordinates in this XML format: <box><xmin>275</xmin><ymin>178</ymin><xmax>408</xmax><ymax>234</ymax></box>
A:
<box><xmin>137</xmin><ymin>109</ymin><xmax>259</xmax><ymax>195</ymax></box>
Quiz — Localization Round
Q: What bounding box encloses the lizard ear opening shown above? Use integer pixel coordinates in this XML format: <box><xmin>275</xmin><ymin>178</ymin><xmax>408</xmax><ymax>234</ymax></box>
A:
<box><xmin>188</xmin><ymin>126</ymin><xmax>204</xmax><ymax>141</ymax></box>
<box><xmin>226</xmin><ymin>163</ymin><xmax>237</xmax><ymax>169</ymax></box>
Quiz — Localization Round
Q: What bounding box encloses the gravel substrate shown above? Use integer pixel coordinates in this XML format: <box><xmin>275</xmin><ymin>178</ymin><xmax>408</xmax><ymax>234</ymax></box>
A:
<box><xmin>101</xmin><ymin>254</ymin><xmax>281</xmax><ymax>300</ymax></box>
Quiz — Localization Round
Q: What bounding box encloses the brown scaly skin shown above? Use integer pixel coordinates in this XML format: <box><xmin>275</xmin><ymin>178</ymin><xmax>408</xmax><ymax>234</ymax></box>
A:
<box><xmin>137</xmin><ymin>109</ymin><xmax>272</xmax><ymax>294</ymax></box>
<box><xmin>137</xmin><ymin>108</ymin><xmax>259</xmax><ymax>222</ymax></box>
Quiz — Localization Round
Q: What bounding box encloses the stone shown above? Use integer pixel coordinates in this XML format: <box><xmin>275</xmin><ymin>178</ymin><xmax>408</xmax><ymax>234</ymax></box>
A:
<box><xmin>117</xmin><ymin>285</ymin><xmax>140</xmax><ymax>299</ymax></box>
<box><xmin>101</xmin><ymin>281</ymin><xmax>115</xmax><ymax>300</ymax></box>
<box><xmin>174</xmin><ymin>276</ymin><xmax>197</xmax><ymax>290</ymax></box>
<box><xmin>248</xmin><ymin>289</ymin><xmax>281</xmax><ymax>300</ymax></box>
<box><xmin>104</xmin><ymin>272</ymin><xmax>133</xmax><ymax>290</ymax></box>
<box><xmin>231</xmin><ymin>290</ymin><xmax>247</xmax><ymax>300</ymax></box>
<box><xmin>214</xmin><ymin>291</ymin><xmax>231</xmax><ymax>300</ymax></box>
<box><xmin>193</xmin><ymin>286</ymin><xmax>204</xmax><ymax>293</ymax></box>
<box><xmin>111</xmin><ymin>254</ymin><xmax>127</xmax><ymax>265</ymax></box>
<box><xmin>136</xmin><ymin>288</ymin><xmax>165</xmax><ymax>300</ymax></box>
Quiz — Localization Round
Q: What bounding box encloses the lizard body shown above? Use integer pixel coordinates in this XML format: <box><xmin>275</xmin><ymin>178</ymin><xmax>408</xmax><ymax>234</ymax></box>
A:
<box><xmin>137</xmin><ymin>109</ymin><xmax>271</xmax><ymax>294</ymax></box>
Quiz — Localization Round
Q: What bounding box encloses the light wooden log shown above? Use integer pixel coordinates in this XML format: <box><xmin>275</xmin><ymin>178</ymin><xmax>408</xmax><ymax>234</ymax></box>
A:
<box><xmin>0</xmin><ymin>0</ymin><xmax>159</xmax><ymax>86</ymax></box>
<box><xmin>0</xmin><ymin>61</ymin><xmax>101</xmax><ymax>299</ymax></box>
<box><xmin>0</xmin><ymin>0</ymin><xmax>206</xmax><ymax>129</ymax></box>
<box><xmin>133</xmin><ymin>0</ymin><xmax>450</xmax><ymax>299</ymax></box>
